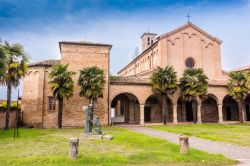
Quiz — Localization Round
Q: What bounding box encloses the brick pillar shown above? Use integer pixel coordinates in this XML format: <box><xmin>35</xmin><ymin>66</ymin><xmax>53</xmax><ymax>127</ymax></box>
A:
<box><xmin>140</xmin><ymin>104</ymin><xmax>144</xmax><ymax>126</ymax></box>
<box><xmin>197</xmin><ymin>104</ymin><xmax>202</xmax><ymax>123</ymax></box>
<box><xmin>218</xmin><ymin>104</ymin><xmax>223</xmax><ymax>124</ymax></box>
<box><xmin>173</xmin><ymin>104</ymin><xmax>178</xmax><ymax>124</ymax></box>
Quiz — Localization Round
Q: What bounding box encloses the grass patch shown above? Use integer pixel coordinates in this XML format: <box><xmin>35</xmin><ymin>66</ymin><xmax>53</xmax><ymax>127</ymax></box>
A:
<box><xmin>0</xmin><ymin>127</ymin><xmax>236</xmax><ymax>165</ymax></box>
<box><xmin>148</xmin><ymin>124</ymin><xmax>250</xmax><ymax>147</ymax></box>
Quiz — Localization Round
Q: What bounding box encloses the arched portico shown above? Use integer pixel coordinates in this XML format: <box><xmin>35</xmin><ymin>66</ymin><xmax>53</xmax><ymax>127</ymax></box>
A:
<box><xmin>144</xmin><ymin>95</ymin><xmax>173</xmax><ymax>123</ymax></box>
<box><xmin>177</xmin><ymin>97</ymin><xmax>198</xmax><ymax>123</ymax></box>
<box><xmin>144</xmin><ymin>95</ymin><xmax>161</xmax><ymax>123</ymax></box>
<box><xmin>201</xmin><ymin>94</ymin><xmax>219</xmax><ymax>123</ymax></box>
<box><xmin>110</xmin><ymin>93</ymin><xmax>140</xmax><ymax>124</ymax></box>
<box><xmin>222</xmin><ymin>95</ymin><xmax>239</xmax><ymax>121</ymax></box>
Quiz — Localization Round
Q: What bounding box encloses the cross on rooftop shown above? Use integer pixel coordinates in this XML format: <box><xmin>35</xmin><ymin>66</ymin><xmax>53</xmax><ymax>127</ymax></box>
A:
<box><xmin>186</xmin><ymin>14</ymin><xmax>191</xmax><ymax>22</ymax></box>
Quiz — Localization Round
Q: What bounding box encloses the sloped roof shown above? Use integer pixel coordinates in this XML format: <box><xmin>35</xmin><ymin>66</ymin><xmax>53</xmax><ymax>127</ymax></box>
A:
<box><xmin>59</xmin><ymin>41</ymin><xmax>112</xmax><ymax>47</ymax></box>
<box><xmin>118</xmin><ymin>22</ymin><xmax>222</xmax><ymax>74</ymax></box>
<box><xmin>29</xmin><ymin>59</ymin><xmax>60</xmax><ymax>67</ymax></box>
<box><xmin>159</xmin><ymin>22</ymin><xmax>222</xmax><ymax>44</ymax></box>
<box><xmin>230</xmin><ymin>64</ymin><xmax>250</xmax><ymax>72</ymax></box>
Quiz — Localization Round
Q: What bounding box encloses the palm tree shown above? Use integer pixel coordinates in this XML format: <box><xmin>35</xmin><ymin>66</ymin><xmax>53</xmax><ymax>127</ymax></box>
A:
<box><xmin>49</xmin><ymin>64</ymin><xmax>75</xmax><ymax>128</ymax></box>
<box><xmin>179</xmin><ymin>68</ymin><xmax>208</xmax><ymax>122</ymax></box>
<box><xmin>150</xmin><ymin>66</ymin><xmax>177</xmax><ymax>124</ymax></box>
<box><xmin>0</xmin><ymin>41</ymin><xmax>28</xmax><ymax>129</ymax></box>
<box><xmin>78</xmin><ymin>66</ymin><xmax>105</xmax><ymax>109</ymax></box>
<box><xmin>227</xmin><ymin>71</ymin><xmax>249</xmax><ymax>123</ymax></box>
<box><xmin>78</xmin><ymin>66</ymin><xmax>105</xmax><ymax>105</ymax></box>
<box><xmin>179</xmin><ymin>68</ymin><xmax>208</xmax><ymax>101</ymax></box>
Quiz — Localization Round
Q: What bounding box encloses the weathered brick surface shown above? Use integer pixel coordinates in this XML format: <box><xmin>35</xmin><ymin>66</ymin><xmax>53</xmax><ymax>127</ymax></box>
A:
<box><xmin>0</xmin><ymin>111</ymin><xmax>18</xmax><ymax>129</ymax></box>
<box><xmin>21</xmin><ymin>42</ymin><xmax>111</xmax><ymax>128</ymax></box>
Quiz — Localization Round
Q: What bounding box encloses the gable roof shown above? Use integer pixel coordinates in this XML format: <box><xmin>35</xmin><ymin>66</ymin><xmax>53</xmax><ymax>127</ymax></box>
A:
<box><xmin>29</xmin><ymin>59</ymin><xmax>61</xmax><ymax>67</ymax></box>
<box><xmin>159</xmin><ymin>22</ymin><xmax>222</xmax><ymax>44</ymax></box>
<box><xmin>118</xmin><ymin>22</ymin><xmax>222</xmax><ymax>74</ymax></box>
<box><xmin>230</xmin><ymin>64</ymin><xmax>250</xmax><ymax>72</ymax></box>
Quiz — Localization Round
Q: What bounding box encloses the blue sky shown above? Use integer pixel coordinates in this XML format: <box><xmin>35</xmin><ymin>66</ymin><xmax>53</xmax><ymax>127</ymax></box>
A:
<box><xmin>0</xmin><ymin>0</ymin><xmax>250</xmax><ymax>99</ymax></box>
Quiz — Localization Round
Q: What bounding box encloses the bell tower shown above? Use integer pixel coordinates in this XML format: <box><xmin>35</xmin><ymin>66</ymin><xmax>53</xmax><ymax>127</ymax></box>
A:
<box><xmin>141</xmin><ymin>32</ymin><xmax>157</xmax><ymax>52</ymax></box>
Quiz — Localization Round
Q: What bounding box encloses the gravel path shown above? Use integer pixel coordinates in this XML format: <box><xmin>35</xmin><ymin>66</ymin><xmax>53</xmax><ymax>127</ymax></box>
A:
<box><xmin>125</xmin><ymin>126</ymin><xmax>250</xmax><ymax>166</ymax></box>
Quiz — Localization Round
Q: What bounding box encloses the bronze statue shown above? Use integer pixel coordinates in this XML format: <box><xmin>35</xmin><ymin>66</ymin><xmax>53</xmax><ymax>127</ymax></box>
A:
<box><xmin>84</xmin><ymin>104</ymin><xmax>93</xmax><ymax>133</ymax></box>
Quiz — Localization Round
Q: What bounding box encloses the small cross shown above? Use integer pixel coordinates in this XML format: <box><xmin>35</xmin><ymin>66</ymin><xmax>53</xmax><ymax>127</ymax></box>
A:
<box><xmin>186</xmin><ymin>14</ymin><xmax>191</xmax><ymax>22</ymax></box>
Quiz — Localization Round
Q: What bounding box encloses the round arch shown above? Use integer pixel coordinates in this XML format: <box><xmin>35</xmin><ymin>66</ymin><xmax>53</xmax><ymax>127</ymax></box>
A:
<box><xmin>222</xmin><ymin>95</ymin><xmax>239</xmax><ymax>121</ymax></box>
<box><xmin>110</xmin><ymin>92</ymin><xmax>140</xmax><ymax>124</ymax></box>
<box><xmin>177</xmin><ymin>97</ymin><xmax>198</xmax><ymax>123</ymax></box>
<box><xmin>201</xmin><ymin>94</ymin><xmax>219</xmax><ymax>123</ymax></box>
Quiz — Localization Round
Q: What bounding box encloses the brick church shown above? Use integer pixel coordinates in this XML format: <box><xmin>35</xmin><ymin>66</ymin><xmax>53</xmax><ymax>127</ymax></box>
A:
<box><xmin>21</xmin><ymin>22</ymin><xmax>250</xmax><ymax>128</ymax></box>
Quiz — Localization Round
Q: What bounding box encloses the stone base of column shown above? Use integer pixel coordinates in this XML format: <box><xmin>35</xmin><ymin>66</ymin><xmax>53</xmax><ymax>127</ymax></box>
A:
<box><xmin>218</xmin><ymin>120</ymin><xmax>224</xmax><ymax>124</ymax></box>
<box><xmin>139</xmin><ymin>124</ymin><xmax>145</xmax><ymax>127</ymax></box>
<box><xmin>196</xmin><ymin>120</ymin><xmax>202</xmax><ymax>124</ymax></box>
<box><xmin>173</xmin><ymin>120</ymin><xmax>178</xmax><ymax>125</ymax></box>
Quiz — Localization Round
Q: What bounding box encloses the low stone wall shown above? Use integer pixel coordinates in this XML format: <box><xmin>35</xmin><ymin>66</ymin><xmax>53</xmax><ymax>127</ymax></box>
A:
<box><xmin>0</xmin><ymin>111</ymin><xmax>18</xmax><ymax>129</ymax></box>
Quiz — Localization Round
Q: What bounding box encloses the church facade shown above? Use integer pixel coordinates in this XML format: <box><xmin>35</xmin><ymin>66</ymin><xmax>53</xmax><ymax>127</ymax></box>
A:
<box><xmin>21</xmin><ymin>22</ymin><xmax>250</xmax><ymax>128</ymax></box>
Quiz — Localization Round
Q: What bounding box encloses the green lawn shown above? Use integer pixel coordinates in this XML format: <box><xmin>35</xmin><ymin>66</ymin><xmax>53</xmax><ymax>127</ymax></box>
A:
<box><xmin>0</xmin><ymin>127</ymin><xmax>235</xmax><ymax>166</ymax></box>
<box><xmin>148</xmin><ymin>124</ymin><xmax>250</xmax><ymax>147</ymax></box>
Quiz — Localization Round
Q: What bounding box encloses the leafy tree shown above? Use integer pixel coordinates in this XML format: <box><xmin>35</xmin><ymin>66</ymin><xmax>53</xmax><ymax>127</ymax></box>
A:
<box><xmin>78</xmin><ymin>66</ymin><xmax>105</xmax><ymax>105</ymax></box>
<box><xmin>227</xmin><ymin>71</ymin><xmax>249</xmax><ymax>123</ymax></box>
<box><xmin>0</xmin><ymin>41</ymin><xmax>28</xmax><ymax>129</ymax></box>
<box><xmin>150</xmin><ymin>66</ymin><xmax>177</xmax><ymax>124</ymax></box>
<box><xmin>49</xmin><ymin>64</ymin><xmax>75</xmax><ymax>128</ymax></box>
<box><xmin>179</xmin><ymin>68</ymin><xmax>208</xmax><ymax>101</ymax></box>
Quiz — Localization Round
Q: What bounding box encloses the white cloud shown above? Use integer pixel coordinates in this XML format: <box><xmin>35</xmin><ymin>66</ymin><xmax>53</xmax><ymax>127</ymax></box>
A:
<box><xmin>1</xmin><ymin>2</ymin><xmax>250</xmax><ymax>99</ymax></box>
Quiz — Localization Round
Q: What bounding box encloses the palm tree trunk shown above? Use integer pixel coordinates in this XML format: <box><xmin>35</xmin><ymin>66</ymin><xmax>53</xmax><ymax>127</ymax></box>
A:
<box><xmin>5</xmin><ymin>83</ymin><xmax>11</xmax><ymax>130</ymax></box>
<box><xmin>58</xmin><ymin>99</ymin><xmax>63</xmax><ymax>128</ymax></box>
<box><xmin>237</xmin><ymin>100</ymin><xmax>244</xmax><ymax>123</ymax></box>
<box><xmin>162</xmin><ymin>94</ymin><xmax>167</xmax><ymax>124</ymax></box>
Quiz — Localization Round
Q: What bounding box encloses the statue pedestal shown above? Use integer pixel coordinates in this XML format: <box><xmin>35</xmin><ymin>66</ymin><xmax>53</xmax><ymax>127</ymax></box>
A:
<box><xmin>80</xmin><ymin>133</ymin><xmax>113</xmax><ymax>140</ymax></box>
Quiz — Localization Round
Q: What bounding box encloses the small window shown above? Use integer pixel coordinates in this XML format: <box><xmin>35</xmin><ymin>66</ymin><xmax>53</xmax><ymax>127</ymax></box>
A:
<box><xmin>186</xmin><ymin>58</ymin><xmax>195</xmax><ymax>68</ymax></box>
<box><xmin>49</xmin><ymin>97</ymin><xmax>56</xmax><ymax>110</ymax></box>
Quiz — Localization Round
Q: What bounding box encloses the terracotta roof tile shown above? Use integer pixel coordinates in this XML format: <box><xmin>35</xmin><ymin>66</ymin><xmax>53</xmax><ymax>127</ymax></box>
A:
<box><xmin>29</xmin><ymin>59</ymin><xmax>60</xmax><ymax>67</ymax></box>
<box><xmin>59</xmin><ymin>41</ymin><xmax>112</xmax><ymax>47</ymax></box>
<box><xmin>230</xmin><ymin>64</ymin><xmax>250</xmax><ymax>72</ymax></box>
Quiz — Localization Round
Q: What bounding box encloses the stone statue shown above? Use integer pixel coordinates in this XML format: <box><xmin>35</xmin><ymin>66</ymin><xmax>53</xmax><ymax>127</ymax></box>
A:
<box><xmin>84</xmin><ymin>104</ymin><xmax>93</xmax><ymax>133</ymax></box>
<box><xmin>95</xmin><ymin>116</ymin><xmax>102</xmax><ymax>135</ymax></box>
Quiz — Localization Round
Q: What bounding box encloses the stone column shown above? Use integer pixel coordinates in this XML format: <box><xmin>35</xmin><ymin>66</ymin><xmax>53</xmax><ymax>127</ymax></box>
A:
<box><xmin>242</xmin><ymin>102</ymin><xmax>246</xmax><ymax>123</ymax></box>
<box><xmin>69</xmin><ymin>137</ymin><xmax>79</xmax><ymax>160</ymax></box>
<box><xmin>218</xmin><ymin>104</ymin><xmax>223</xmax><ymax>124</ymax></box>
<box><xmin>179</xmin><ymin>135</ymin><xmax>189</xmax><ymax>154</ymax></box>
<box><xmin>196</xmin><ymin>104</ymin><xmax>202</xmax><ymax>123</ymax></box>
<box><xmin>173</xmin><ymin>104</ymin><xmax>178</xmax><ymax>124</ymax></box>
<box><xmin>140</xmin><ymin>104</ymin><xmax>145</xmax><ymax>126</ymax></box>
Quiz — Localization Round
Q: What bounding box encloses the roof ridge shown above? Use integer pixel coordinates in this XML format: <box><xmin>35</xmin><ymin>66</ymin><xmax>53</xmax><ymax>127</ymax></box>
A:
<box><xmin>160</xmin><ymin>22</ymin><xmax>222</xmax><ymax>44</ymax></box>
